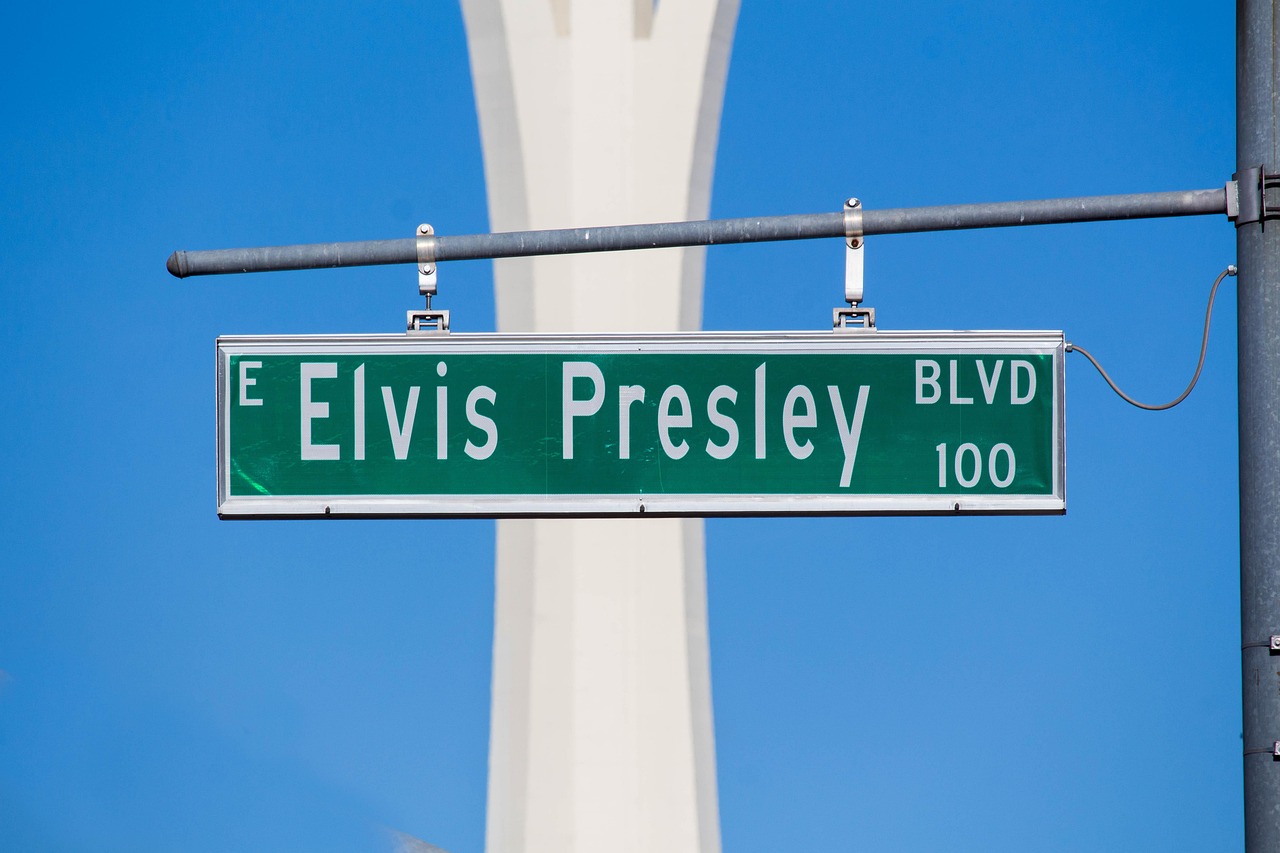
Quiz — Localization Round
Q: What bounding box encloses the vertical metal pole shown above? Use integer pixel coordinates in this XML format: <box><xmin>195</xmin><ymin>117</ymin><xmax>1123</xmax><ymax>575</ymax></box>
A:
<box><xmin>1239</xmin><ymin>2</ymin><xmax>1280</xmax><ymax>849</ymax></box>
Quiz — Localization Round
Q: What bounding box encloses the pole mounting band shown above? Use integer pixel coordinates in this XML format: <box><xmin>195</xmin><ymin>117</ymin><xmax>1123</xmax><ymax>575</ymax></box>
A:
<box><xmin>1231</xmin><ymin>166</ymin><xmax>1280</xmax><ymax>226</ymax></box>
<box><xmin>416</xmin><ymin>223</ymin><xmax>438</xmax><ymax>298</ymax></box>
<box><xmin>843</xmin><ymin>198</ymin><xmax>864</xmax><ymax>242</ymax></box>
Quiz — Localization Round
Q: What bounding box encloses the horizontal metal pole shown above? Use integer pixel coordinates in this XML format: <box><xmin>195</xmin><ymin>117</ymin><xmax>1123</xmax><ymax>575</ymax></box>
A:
<box><xmin>866</xmin><ymin>187</ymin><xmax>1226</xmax><ymax>235</ymax></box>
<box><xmin>166</xmin><ymin>187</ymin><xmax>1228</xmax><ymax>278</ymax></box>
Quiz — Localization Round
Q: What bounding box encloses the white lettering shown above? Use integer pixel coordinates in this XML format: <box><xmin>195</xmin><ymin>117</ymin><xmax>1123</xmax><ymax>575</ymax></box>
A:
<box><xmin>705</xmin><ymin>385</ymin><xmax>739</xmax><ymax>460</ymax></box>
<box><xmin>300</xmin><ymin>362</ymin><xmax>340</xmax><ymax>461</ymax></box>
<box><xmin>436</xmin><ymin>363</ymin><xmax>448</xmax><ymax>460</ymax></box>
<box><xmin>916</xmin><ymin>360</ymin><xmax>941</xmax><ymax>404</ymax></box>
<box><xmin>465</xmin><ymin>386</ymin><xmax>498</xmax><ymax>460</ymax></box>
<box><xmin>1011</xmin><ymin>360</ymin><xmax>1037</xmax><ymax>404</ymax></box>
<box><xmin>976</xmin><ymin>360</ymin><xmax>1003</xmax><ymax>405</ymax></box>
<box><xmin>382</xmin><ymin>385</ymin><xmax>421</xmax><ymax>460</ymax></box>
<box><xmin>353</xmin><ymin>364</ymin><xmax>365</xmax><ymax>461</ymax></box>
<box><xmin>659</xmin><ymin>385</ymin><xmax>692</xmax><ymax>460</ymax></box>
<box><xmin>955</xmin><ymin>442</ymin><xmax>981</xmax><ymax>488</ymax></box>
<box><xmin>989</xmin><ymin>443</ymin><xmax>1016</xmax><ymax>488</ymax></box>
<box><xmin>436</xmin><ymin>386</ymin><xmax>449</xmax><ymax>459</ymax></box>
<box><xmin>783</xmin><ymin>385</ymin><xmax>816</xmax><ymax>459</ymax></box>
<box><xmin>828</xmin><ymin>385</ymin><xmax>870</xmax><ymax>488</ymax></box>
<box><xmin>562</xmin><ymin>362</ymin><xmax>605</xmax><ymax>460</ymax></box>
<box><xmin>949</xmin><ymin>359</ymin><xmax>973</xmax><ymax>405</ymax></box>
<box><xmin>614</xmin><ymin>384</ymin><xmax>645</xmax><ymax>458</ymax></box>
<box><xmin>239</xmin><ymin>361</ymin><xmax>263</xmax><ymax>407</ymax></box>
<box><xmin>618</xmin><ymin>385</ymin><xmax>646</xmax><ymax>459</ymax></box>
<box><xmin>755</xmin><ymin>362</ymin><xmax>767</xmax><ymax>458</ymax></box>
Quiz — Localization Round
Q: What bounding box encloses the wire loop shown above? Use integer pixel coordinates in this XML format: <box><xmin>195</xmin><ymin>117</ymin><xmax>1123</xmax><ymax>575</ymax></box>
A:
<box><xmin>1068</xmin><ymin>266</ymin><xmax>1235</xmax><ymax>411</ymax></box>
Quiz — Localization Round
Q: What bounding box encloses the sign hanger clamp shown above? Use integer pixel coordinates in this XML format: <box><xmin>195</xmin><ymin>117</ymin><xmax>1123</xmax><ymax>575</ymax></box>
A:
<box><xmin>834</xmin><ymin>198</ymin><xmax>875</xmax><ymax>331</ymax></box>
<box><xmin>408</xmin><ymin>222</ymin><xmax>450</xmax><ymax>334</ymax></box>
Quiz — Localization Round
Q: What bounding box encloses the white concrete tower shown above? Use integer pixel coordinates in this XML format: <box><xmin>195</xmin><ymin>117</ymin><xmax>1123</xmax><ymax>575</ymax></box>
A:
<box><xmin>459</xmin><ymin>3</ymin><xmax>739</xmax><ymax>853</ymax></box>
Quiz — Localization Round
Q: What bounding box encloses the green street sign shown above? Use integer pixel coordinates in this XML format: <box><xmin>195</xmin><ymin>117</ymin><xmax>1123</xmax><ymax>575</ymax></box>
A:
<box><xmin>217</xmin><ymin>331</ymin><xmax>1064</xmax><ymax>517</ymax></box>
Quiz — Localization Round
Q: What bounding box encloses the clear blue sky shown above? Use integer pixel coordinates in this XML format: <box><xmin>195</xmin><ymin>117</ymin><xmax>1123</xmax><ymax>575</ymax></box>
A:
<box><xmin>1</xmin><ymin>2</ymin><xmax>1239</xmax><ymax>850</ymax></box>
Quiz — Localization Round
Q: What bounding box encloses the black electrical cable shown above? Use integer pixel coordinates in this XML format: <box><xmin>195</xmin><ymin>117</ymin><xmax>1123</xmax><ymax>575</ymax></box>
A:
<box><xmin>1067</xmin><ymin>265</ymin><xmax>1236</xmax><ymax>411</ymax></box>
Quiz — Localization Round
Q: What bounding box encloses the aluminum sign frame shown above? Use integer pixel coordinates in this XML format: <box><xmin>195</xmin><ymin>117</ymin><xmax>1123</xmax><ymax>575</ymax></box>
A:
<box><xmin>217</xmin><ymin>330</ymin><xmax>1065</xmax><ymax>518</ymax></box>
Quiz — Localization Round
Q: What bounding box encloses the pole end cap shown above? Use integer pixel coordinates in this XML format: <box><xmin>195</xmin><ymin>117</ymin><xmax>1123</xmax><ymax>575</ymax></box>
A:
<box><xmin>166</xmin><ymin>251</ymin><xmax>188</xmax><ymax>278</ymax></box>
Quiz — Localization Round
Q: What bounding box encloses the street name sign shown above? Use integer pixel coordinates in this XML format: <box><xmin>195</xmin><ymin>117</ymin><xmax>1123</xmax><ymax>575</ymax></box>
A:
<box><xmin>217</xmin><ymin>331</ymin><xmax>1065</xmax><ymax>517</ymax></box>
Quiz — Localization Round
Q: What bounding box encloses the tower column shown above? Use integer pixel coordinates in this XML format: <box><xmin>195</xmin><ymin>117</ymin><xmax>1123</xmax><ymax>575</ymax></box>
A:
<box><xmin>461</xmin><ymin>3</ymin><xmax>739</xmax><ymax>852</ymax></box>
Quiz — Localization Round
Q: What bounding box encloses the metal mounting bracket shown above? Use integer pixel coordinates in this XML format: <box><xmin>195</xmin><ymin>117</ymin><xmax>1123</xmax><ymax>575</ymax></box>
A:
<box><xmin>1230</xmin><ymin>167</ymin><xmax>1280</xmax><ymax>226</ymax></box>
<box><xmin>408</xmin><ymin>222</ymin><xmax>450</xmax><ymax>334</ymax></box>
<box><xmin>407</xmin><ymin>308</ymin><xmax>450</xmax><ymax>333</ymax></box>
<box><xmin>834</xmin><ymin>198</ymin><xmax>876</xmax><ymax>331</ymax></box>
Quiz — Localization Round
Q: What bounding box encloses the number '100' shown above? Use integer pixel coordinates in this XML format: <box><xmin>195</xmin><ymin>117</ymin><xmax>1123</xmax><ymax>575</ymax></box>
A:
<box><xmin>935</xmin><ymin>442</ymin><xmax>1016</xmax><ymax>489</ymax></box>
